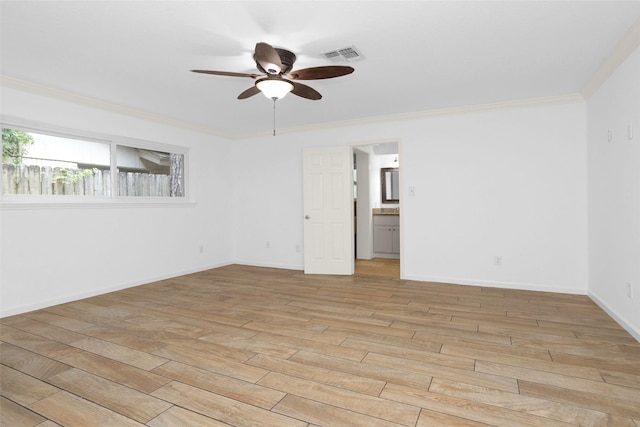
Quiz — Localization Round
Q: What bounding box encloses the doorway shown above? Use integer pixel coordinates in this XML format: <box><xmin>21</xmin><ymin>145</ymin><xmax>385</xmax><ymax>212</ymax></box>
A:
<box><xmin>353</xmin><ymin>141</ymin><xmax>400</xmax><ymax>278</ymax></box>
<box><xmin>301</xmin><ymin>143</ymin><xmax>400</xmax><ymax>278</ymax></box>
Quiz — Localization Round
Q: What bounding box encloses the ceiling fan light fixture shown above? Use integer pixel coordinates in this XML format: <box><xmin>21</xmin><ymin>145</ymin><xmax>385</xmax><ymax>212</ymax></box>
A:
<box><xmin>256</xmin><ymin>78</ymin><xmax>294</xmax><ymax>100</ymax></box>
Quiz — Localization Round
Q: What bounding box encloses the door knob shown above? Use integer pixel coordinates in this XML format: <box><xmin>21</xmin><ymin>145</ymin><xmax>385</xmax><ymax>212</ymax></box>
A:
<box><xmin>305</xmin><ymin>215</ymin><xmax>310</xmax><ymax>220</ymax></box>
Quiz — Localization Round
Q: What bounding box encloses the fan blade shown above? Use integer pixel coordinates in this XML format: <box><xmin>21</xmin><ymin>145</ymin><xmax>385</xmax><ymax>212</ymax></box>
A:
<box><xmin>291</xmin><ymin>82</ymin><xmax>322</xmax><ymax>100</ymax></box>
<box><xmin>191</xmin><ymin>69</ymin><xmax>263</xmax><ymax>79</ymax></box>
<box><xmin>255</xmin><ymin>42</ymin><xmax>283</xmax><ymax>74</ymax></box>
<box><xmin>287</xmin><ymin>66</ymin><xmax>354</xmax><ymax>80</ymax></box>
<box><xmin>237</xmin><ymin>86</ymin><xmax>261</xmax><ymax>99</ymax></box>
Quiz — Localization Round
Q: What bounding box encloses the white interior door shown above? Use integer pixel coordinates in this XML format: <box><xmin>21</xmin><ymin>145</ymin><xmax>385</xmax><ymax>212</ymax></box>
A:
<box><xmin>303</xmin><ymin>146</ymin><xmax>354</xmax><ymax>275</ymax></box>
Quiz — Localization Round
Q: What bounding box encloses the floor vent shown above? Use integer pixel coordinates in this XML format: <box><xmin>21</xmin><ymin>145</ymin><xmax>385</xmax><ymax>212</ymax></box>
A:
<box><xmin>323</xmin><ymin>46</ymin><xmax>364</xmax><ymax>62</ymax></box>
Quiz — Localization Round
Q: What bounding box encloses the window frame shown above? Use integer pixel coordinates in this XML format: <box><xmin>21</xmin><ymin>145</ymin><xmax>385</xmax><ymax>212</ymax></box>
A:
<box><xmin>1</xmin><ymin>117</ymin><xmax>192</xmax><ymax>207</ymax></box>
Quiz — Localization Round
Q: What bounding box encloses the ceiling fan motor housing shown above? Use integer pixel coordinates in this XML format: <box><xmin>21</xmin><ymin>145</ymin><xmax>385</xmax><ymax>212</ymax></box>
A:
<box><xmin>255</xmin><ymin>48</ymin><xmax>297</xmax><ymax>75</ymax></box>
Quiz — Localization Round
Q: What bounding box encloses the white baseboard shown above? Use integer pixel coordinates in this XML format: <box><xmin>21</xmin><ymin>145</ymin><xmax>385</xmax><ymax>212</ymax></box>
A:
<box><xmin>401</xmin><ymin>273</ymin><xmax>586</xmax><ymax>295</ymax></box>
<box><xmin>588</xmin><ymin>291</ymin><xmax>640</xmax><ymax>342</ymax></box>
<box><xmin>372</xmin><ymin>252</ymin><xmax>400</xmax><ymax>260</ymax></box>
<box><xmin>232</xmin><ymin>260</ymin><xmax>303</xmax><ymax>271</ymax></box>
<box><xmin>0</xmin><ymin>261</ymin><xmax>232</xmax><ymax>318</ymax></box>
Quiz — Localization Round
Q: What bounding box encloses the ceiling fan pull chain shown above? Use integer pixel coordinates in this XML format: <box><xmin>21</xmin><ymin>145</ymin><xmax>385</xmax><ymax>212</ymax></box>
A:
<box><xmin>272</xmin><ymin>97</ymin><xmax>277</xmax><ymax>136</ymax></box>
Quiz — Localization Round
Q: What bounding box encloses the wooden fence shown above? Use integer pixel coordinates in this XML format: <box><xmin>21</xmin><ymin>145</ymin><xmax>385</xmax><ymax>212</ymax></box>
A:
<box><xmin>2</xmin><ymin>164</ymin><xmax>173</xmax><ymax>197</ymax></box>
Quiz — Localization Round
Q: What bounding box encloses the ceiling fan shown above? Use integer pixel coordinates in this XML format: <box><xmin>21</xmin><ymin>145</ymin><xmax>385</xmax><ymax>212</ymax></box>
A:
<box><xmin>191</xmin><ymin>42</ymin><xmax>354</xmax><ymax>101</ymax></box>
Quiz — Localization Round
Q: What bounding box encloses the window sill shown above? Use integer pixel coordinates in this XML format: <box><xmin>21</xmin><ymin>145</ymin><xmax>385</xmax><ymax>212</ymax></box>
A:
<box><xmin>0</xmin><ymin>196</ymin><xmax>196</xmax><ymax>210</ymax></box>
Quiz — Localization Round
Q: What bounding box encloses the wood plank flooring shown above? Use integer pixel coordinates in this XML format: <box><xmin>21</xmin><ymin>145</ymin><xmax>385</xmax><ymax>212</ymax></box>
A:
<box><xmin>1</xmin><ymin>261</ymin><xmax>639</xmax><ymax>426</ymax></box>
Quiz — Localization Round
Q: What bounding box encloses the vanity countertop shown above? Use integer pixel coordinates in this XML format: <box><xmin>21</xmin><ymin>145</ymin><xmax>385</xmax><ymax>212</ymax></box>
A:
<box><xmin>373</xmin><ymin>208</ymin><xmax>399</xmax><ymax>215</ymax></box>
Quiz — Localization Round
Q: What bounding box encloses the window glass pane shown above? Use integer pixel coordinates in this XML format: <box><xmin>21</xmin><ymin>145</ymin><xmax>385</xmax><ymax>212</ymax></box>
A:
<box><xmin>2</xmin><ymin>128</ymin><xmax>111</xmax><ymax>196</ymax></box>
<box><xmin>116</xmin><ymin>146</ymin><xmax>184</xmax><ymax>197</ymax></box>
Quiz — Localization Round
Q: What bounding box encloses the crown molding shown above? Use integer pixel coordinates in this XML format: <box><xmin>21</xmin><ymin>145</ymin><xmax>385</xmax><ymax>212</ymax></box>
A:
<box><xmin>233</xmin><ymin>93</ymin><xmax>585</xmax><ymax>139</ymax></box>
<box><xmin>2</xmin><ymin>74</ymin><xmax>583</xmax><ymax>141</ymax></box>
<box><xmin>0</xmin><ymin>75</ymin><xmax>233</xmax><ymax>139</ymax></box>
<box><xmin>581</xmin><ymin>18</ymin><xmax>640</xmax><ymax>99</ymax></box>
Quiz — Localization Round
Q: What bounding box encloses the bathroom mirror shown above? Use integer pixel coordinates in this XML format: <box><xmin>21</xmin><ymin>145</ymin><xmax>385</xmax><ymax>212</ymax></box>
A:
<box><xmin>381</xmin><ymin>167</ymin><xmax>399</xmax><ymax>203</ymax></box>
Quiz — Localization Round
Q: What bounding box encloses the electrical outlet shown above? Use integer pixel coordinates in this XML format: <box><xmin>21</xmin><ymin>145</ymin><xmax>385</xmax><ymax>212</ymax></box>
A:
<box><xmin>199</xmin><ymin>245</ymin><xmax>204</xmax><ymax>254</ymax></box>
<box><xmin>607</xmin><ymin>129</ymin><xmax>613</xmax><ymax>142</ymax></box>
<box><xmin>266</xmin><ymin>241</ymin><xmax>270</xmax><ymax>249</ymax></box>
<box><xmin>296</xmin><ymin>245</ymin><xmax>301</xmax><ymax>253</ymax></box>
<box><xmin>627</xmin><ymin>282</ymin><xmax>633</xmax><ymax>299</ymax></box>
<box><xmin>494</xmin><ymin>256</ymin><xmax>503</xmax><ymax>266</ymax></box>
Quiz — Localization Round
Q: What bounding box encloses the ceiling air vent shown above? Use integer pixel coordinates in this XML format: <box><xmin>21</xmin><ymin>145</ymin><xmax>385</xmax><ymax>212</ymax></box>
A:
<box><xmin>323</xmin><ymin>46</ymin><xmax>363</xmax><ymax>63</ymax></box>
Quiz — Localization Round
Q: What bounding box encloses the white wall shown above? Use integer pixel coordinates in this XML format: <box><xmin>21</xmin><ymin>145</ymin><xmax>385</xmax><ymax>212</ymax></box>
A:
<box><xmin>402</xmin><ymin>104</ymin><xmax>588</xmax><ymax>293</ymax></box>
<box><xmin>1</xmin><ymin>86</ymin><xmax>590</xmax><ymax>318</ymax></box>
<box><xmin>232</xmin><ymin>101</ymin><xmax>588</xmax><ymax>295</ymax></box>
<box><xmin>231</xmin><ymin>135</ymin><xmax>309</xmax><ymax>269</ymax></box>
<box><xmin>0</xmin><ymin>87</ymin><xmax>234</xmax><ymax>316</ymax></box>
<box><xmin>587</xmin><ymin>47</ymin><xmax>640</xmax><ymax>339</ymax></box>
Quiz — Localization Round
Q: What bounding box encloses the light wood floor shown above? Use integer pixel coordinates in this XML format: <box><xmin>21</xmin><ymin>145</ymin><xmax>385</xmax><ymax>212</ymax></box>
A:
<box><xmin>1</xmin><ymin>263</ymin><xmax>639</xmax><ymax>426</ymax></box>
<box><xmin>356</xmin><ymin>258</ymin><xmax>400</xmax><ymax>279</ymax></box>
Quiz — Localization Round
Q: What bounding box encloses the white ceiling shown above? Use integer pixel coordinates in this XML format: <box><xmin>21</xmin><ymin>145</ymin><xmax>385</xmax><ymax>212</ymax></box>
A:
<box><xmin>2</xmin><ymin>1</ymin><xmax>639</xmax><ymax>138</ymax></box>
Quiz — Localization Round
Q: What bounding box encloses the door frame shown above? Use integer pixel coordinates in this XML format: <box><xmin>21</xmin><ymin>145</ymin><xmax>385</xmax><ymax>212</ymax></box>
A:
<box><xmin>351</xmin><ymin>138</ymin><xmax>402</xmax><ymax>270</ymax></box>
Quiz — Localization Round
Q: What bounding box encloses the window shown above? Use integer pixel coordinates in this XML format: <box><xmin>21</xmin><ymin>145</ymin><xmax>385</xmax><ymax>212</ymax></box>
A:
<box><xmin>116</xmin><ymin>146</ymin><xmax>184</xmax><ymax>197</ymax></box>
<box><xmin>1</xmin><ymin>125</ymin><xmax>186</xmax><ymax>200</ymax></box>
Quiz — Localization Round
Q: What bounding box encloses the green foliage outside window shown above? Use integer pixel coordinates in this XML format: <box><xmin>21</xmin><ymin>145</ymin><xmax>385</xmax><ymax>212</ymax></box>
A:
<box><xmin>53</xmin><ymin>167</ymin><xmax>100</xmax><ymax>184</ymax></box>
<box><xmin>2</xmin><ymin>128</ymin><xmax>35</xmax><ymax>164</ymax></box>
